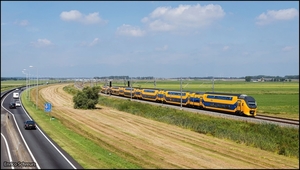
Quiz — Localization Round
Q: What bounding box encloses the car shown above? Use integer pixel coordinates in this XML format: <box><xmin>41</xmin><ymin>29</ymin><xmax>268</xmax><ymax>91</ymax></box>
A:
<box><xmin>15</xmin><ymin>101</ymin><xmax>21</xmax><ymax>107</ymax></box>
<box><xmin>9</xmin><ymin>102</ymin><xmax>16</xmax><ymax>109</ymax></box>
<box><xmin>24</xmin><ymin>120</ymin><xmax>36</xmax><ymax>130</ymax></box>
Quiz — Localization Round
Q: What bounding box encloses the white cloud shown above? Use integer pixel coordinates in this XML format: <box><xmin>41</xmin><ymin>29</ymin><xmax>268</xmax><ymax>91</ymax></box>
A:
<box><xmin>282</xmin><ymin>46</ymin><xmax>293</xmax><ymax>51</ymax></box>
<box><xmin>14</xmin><ymin>20</ymin><xmax>29</xmax><ymax>26</ymax></box>
<box><xmin>116</xmin><ymin>24</ymin><xmax>146</xmax><ymax>37</ymax></box>
<box><xmin>60</xmin><ymin>10</ymin><xmax>106</xmax><ymax>24</ymax></box>
<box><xmin>90</xmin><ymin>38</ymin><xmax>100</xmax><ymax>46</ymax></box>
<box><xmin>256</xmin><ymin>8</ymin><xmax>299</xmax><ymax>25</ymax></box>
<box><xmin>223</xmin><ymin>46</ymin><xmax>229</xmax><ymax>51</ymax></box>
<box><xmin>60</xmin><ymin>10</ymin><xmax>82</xmax><ymax>21</ymax></box>
<box><xmin>142</xmin><ymin>3</ymin><xmax>225</xmax><ymax>31</ymax></box>
<box><xmin>79</xmin><ymin>38</ymin><xmax>100</xmax><ymax>47</ymax></box>
<box><xmin>155</xmin><ymin>45</ymin><xmax>168</xmax><ymax>51</ymax></box>
<box><xmin>20</xmin><ymin>20</ymin><xmax>29</xmax><ymax>26</ymax></box>
<box><xmin>31</xmin><ymin>39</ymin><xmax>53</xmax><ymax>47</ymax></box>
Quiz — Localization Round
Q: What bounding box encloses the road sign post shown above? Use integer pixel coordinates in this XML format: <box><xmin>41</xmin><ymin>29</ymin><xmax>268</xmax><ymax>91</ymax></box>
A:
<box><xmin>44</xmin><ymin>102</ymin><xmax>52</xmax><ymax>120</ymax></box>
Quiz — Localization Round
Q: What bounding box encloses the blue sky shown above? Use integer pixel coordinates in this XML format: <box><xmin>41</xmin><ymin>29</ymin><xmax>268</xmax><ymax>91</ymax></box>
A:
<box><xmin>1</xmin><ymin>1</ymin><xmax>299</xmax><ymax>78</ymax></box>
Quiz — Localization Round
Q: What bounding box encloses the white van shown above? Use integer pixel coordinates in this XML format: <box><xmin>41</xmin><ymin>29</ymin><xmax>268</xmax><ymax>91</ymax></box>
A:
<box><xmin>13</xmin><ymin>92</ymin><xmax>19</xmax><ymax>99</ymax></box>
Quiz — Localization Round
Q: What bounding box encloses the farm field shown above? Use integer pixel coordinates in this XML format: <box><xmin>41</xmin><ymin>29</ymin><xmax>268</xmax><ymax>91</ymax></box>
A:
<box><xmin>23</xmin><ymin>83</ymin><xmax>298</xmax><ymax>169</ymax></box>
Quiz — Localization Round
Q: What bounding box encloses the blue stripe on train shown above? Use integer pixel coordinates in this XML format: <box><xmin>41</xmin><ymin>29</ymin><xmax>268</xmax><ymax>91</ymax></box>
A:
<box><xmin>202</xmin><ymin>100</ymin><xmax>237</xmax><ymax>110</ymax></box>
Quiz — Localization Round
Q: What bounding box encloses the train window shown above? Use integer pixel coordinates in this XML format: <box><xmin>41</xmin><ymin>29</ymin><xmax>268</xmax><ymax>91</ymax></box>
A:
<box><xmin>207</xmin><ymin>95</ymin><xmax>215</xmax><ymax>99</ymax></box>
<box><xmin>144</xmin><ymin>89</ymin><xmax>155</xmax><ymax>93</ymax></box>
<box><xmin>207</xmin><ymin>95</ymin><xmax>232</xmax><ymax>100</ymax></box>
<box><xmin>248</xmin><ymin>101</ymin><xmax>257</xmax><ymax>106</ymax></box>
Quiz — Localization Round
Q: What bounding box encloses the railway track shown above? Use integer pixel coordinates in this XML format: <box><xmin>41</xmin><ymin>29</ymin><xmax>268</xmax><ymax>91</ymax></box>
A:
<box><xmin>255</xmin><ymin>115</ymin><xmax>299</xmax><ymax>126</ymax></box>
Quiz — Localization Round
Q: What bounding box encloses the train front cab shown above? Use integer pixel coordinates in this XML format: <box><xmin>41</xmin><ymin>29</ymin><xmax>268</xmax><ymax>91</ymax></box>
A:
<box><xmin>202</xmin><ymin>92</ymin><xmax>257</xmax><ymax>117</ymax></box>
<box><xmin>237</xmin><ymin>95</ymin><xmax>257</xmax><ymax>117</ymax></box>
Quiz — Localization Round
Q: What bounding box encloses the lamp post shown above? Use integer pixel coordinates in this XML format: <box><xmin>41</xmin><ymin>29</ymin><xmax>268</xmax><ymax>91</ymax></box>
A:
<box><xmin>30</xmin><ymin>66</ymin><xmax>38</xmax><ymax>109</ymax></box>
<box><xmin>22</xmin><ymin>69</ymin><xmax>28</xmax><ymax>99</ymax></box>
<box><xmin>28</xmin><ymin>68</ymin><xmax>31</xmax><ymax>101</ymax></box>
<box><xmin>37</xmin><ymin>67</ymin><xmax>38</xmax><ymax>109</ymax></box>
<box><xmin>180</xmin><ymin>77</ymin><xmax>182</xmax><ymax>109</ymax></box>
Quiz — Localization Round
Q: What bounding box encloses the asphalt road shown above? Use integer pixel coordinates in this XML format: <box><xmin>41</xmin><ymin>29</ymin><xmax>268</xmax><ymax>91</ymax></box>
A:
<box><xmin>1</xmin><ymin>89</ymin><xmax>83</xmax><ymax>169</ymax></box>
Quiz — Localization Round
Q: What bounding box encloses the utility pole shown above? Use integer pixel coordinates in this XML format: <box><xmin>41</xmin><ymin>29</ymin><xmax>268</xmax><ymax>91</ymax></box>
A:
<box><xmin>212</xmin><ymin>77</ymin><xmax>214</xmax><ymax>92</ymax></box>
<box><xmin>180</xmin><ymin>77</ymin><xmax>182</xmax><ymax>109</ymax></box>
<box><xmin>130</xmin><ymin>77</ymin><xmax>132</xmax><ymax>100</ymax></box>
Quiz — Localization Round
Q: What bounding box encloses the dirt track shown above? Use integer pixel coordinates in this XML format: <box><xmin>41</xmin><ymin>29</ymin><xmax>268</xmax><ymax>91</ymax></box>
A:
<box><xmin>39</xmin><ymin>84</ymin><xmax>299</xmax><ymax>168</ymax></box>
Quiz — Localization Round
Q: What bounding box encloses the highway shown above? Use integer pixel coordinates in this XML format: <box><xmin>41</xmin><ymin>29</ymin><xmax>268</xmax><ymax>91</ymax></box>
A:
<box><xmin>1</xmin><ymin>89</ymin><xmax>83</xmax><ymax>169</ymax></box>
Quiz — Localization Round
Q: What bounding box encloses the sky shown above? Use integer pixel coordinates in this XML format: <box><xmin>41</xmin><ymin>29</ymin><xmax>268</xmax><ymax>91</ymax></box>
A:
<box><xmin>1</xmin><ymin>1</ymin><xmax>299</xmax><ymax>78</ymax></box>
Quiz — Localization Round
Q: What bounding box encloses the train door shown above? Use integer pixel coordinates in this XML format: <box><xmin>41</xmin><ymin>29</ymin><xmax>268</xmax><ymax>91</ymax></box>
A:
<box><xmin>199</xmin><ymin>97</ymin><xmax>203</xmax><ymax>109</ymax></box>
<box><xmin>236</xmin><ymin>100</ymin><xmax>242</xmax><ymax>114</ymax></box>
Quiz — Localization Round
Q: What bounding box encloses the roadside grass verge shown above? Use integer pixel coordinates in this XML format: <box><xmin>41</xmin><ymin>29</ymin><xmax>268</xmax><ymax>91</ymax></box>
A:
<box><xmin>21</xmin><ymin>88</ymin><xmax>141</xmax><ymax>169</ymax></box>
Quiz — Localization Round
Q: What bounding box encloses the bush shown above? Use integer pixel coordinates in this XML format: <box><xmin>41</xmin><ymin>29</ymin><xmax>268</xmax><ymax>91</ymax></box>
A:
<box><xmin>73</xmin><ymin>86</ymin><xmax>100</xmax><ymax>109</ymax></box>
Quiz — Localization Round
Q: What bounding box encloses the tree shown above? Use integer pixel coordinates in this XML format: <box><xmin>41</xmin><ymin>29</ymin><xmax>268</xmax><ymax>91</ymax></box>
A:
<box><xmin>73</xmin><ymin>86</ymin><xmax>100</xmax><ymax>109</ymax></box>
<box><xmin>245</xmin><ymin>76</ymin><xmax>252</xmax><ymax>82</ymax></box>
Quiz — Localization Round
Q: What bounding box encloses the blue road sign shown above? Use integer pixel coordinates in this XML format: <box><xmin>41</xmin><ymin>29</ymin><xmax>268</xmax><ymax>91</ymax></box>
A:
<box><xmin>44</xmin><ymin>102</ymin><xmax>52</xmax><ymax>112</ymax></box>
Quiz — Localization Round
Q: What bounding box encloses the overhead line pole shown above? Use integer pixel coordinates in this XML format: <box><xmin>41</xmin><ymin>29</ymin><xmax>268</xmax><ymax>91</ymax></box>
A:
<box><xmin>180</xmin><ymin>77</ymin><xmax>182</xmax><ymax>109</ymax></box>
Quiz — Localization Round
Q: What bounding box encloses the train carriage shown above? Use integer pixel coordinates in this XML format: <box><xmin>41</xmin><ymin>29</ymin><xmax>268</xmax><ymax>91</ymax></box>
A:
<box><xmin>123</xmin><ymin>87</ymin><xmax>136</xmax><ymax>98</ymax></box>
<box><xmin>118</xmin><ymin>87</ymin><xmax>125</xmax><ymax>96</ymax></box>
<box><xmin>100</xmin><ymin>86</ymin><xmax>110</xmax><ymax>94</ymax></box>
<box><xmin>164</xmin><ymin>91</ymin><xmax>190</xmax><ymax>106</ymax></box>
<box><xmin>201</xmin><ymin>92</ymin><xmax>257</xmax><ymax>117</ymax></box>
<box><xmin>111</xmin><ymin>86</ymin><xmax>121</xmax><ymax>95</ymax></box>
<box><xmin>141</xmin><ymin>89</ymin><xmax>160</xmax><ymax>101</ymax></box>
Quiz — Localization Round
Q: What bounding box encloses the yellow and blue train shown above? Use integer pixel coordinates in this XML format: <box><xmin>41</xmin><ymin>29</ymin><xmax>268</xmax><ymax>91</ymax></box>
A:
<box><xmin>100</xmin><ymin>86</ymin><xmax>257</xmax><ymax>117</ymax></box>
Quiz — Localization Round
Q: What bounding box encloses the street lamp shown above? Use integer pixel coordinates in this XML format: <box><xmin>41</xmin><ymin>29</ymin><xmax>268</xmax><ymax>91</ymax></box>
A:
<box><xmin>22</xmin><ymin>69</ymin><xmax>28</xmax><ymax>99</ymax></box>
<box><xmin>28</xmin><ymin>67</ymin><xmax>31</xmax><ymax>101</ymax></box>
<box><xmin>30</xmin><ymin>66</ymin><xmax>38</xmax><ymax>109</ymax></box>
